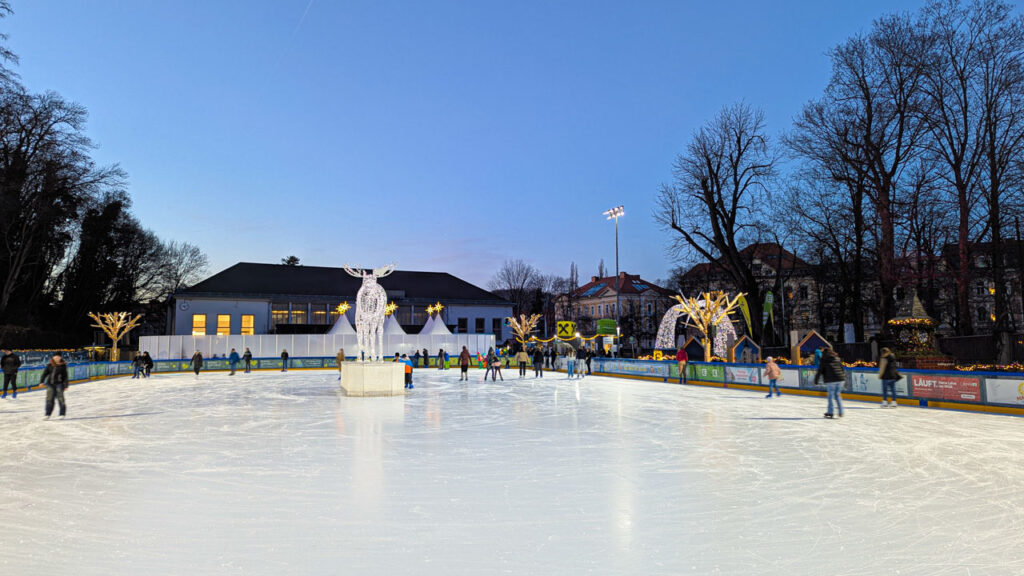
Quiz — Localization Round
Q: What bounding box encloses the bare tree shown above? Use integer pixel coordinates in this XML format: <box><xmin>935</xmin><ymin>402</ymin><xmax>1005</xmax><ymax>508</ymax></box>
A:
<box><xmin>488</xmin><ymin>259</ymin><xmax>542</xmax><ymax>316</ymax></box>
<box><xmin>655</xmin><ymin>102</ymin><xmax>777</xmax><ymax>343</ymax></box>
<box><xmin>155</xmin><ymin>241</ymin><xmax>209</xmax><ymax>297</ymax></box>
<box><xmin>597</xmin><ymin>259</ymin><xmax>607</xmax><ymax>278</ymax></box>
<box><xmin>0</xmin><ymin>1</ymin><xmax>19</xmax><ymax>86</ymax></box>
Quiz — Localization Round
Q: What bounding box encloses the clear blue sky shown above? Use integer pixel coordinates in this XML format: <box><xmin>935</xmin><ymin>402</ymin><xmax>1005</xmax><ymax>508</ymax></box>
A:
<box><xmin>4</xmin><ymin>0</ymin><xmax>926</xmax><ymax>287</ymax></box>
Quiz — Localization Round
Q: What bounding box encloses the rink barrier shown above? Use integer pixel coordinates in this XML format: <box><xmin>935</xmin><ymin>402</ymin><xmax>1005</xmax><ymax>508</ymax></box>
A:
<box><xmin>582</xmin><ymin>358</ymin><xmax>1024</xmax><ymax>417</ymax></box>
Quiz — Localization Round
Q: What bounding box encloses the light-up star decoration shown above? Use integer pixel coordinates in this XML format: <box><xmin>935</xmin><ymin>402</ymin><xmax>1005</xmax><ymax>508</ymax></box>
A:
<box><xmin>433</xmin><ymin>301</ymin><xmax>444</xmax><ymax>314</ymax></box>
<box><xmin>335</xmin><ymin>302</ymin><xmax>351</xmax><ymax>315</ymax></box>
<box><xmin>384</xmin><ymin>302</ymin><xmax>398</xmax><ymax>317</ymax></box>
<box><xmin>426</xmin><ymin>304</ymin><xmax>436</xmax><ymax>316</ymax></box>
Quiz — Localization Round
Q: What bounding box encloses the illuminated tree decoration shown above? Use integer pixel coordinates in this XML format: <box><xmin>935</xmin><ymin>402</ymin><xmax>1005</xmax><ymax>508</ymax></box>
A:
<box><xmin>384</xmin><ymin>302</ymin><xmax>398</xmax><ymax>317</ymax></box>
<box><xmin>88</xmin><ymin>312</ymin><xmax>143</xmax><ymax>362</ymax></box>
<box><xmin>507</xmin><ymin>313</ymin><xmax>543</xmax><ymax>344</ymax></box>
<box><xmin>671</xmin><ymin>291</ymin><xmax>745</xmax><ymax>361</ymax></box>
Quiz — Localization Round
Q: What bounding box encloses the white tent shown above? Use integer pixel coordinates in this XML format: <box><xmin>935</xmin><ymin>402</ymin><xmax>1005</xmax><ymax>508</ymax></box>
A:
<box><xmin>327</xmin><ymin>314</ymin><xmax>356</xmax><ymax>335</ymax></box>
<box><xmin>420</xmin><ymin>315</ymin><xmax>435</xmax><ymax>334</ymax></box>
<box><xmin>426</xmin><ymin>316</ymin><xmax>452</xmax><ymax>335</ymax></box>
<box><xmin>383</xmin><ymin>315</ymin><xmax>406</xmax><ymax>335</ymax></box>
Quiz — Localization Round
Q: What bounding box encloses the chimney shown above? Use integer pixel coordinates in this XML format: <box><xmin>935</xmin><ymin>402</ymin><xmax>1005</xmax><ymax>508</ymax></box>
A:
<box><xmin>619</xmin><ymin>271</ymin><xmax>627</xmax><ymax>278</ymax></box>
<box><xmin>591</xmin><ymin>276</ymin><xmax>599</xmax><ymax>283</ymax></box>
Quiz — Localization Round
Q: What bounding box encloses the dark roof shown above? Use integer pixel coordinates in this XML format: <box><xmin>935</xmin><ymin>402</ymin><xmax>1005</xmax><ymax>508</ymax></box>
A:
<box><xmin>683</xmin><ymin>243</ymin><xmax>812</xmax><ymax>280</ymax></box>
<box><xmin>571</xmin><ymin>273</ymin><xmax>675</xmax><ymax>299</ymax></box>
<box><xmin>178</xmin><ymin>263</ymin><xmax>511</xmax><ymax>305</ymax></box>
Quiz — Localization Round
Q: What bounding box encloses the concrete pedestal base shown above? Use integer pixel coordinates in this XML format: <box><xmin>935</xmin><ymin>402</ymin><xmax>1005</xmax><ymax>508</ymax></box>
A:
<box><xmin>340</xmin><ymin>362</ymin><xmax>406</xmax><ymax>396</ymax></box>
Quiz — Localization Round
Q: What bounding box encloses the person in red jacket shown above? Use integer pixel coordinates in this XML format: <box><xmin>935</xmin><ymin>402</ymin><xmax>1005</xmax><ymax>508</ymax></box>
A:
<box><xmin>675</xmin><ymin>347</ymin><xmax>688</xmax><ymax>384</ymax></box>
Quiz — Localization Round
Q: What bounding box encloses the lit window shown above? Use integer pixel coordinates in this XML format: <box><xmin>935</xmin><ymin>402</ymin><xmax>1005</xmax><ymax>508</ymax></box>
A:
<box><xmin>310</xmin><ymin>303</ymin><xmax>328</xmax><ymax>324</ymax></box>
<box><xmin>217</xmin><ymin>314</ymin><xmax>231</xmax><ymax>335</ymax></box>
<box><xmin>241</xmin><ymin>315</ymin><xmax>255</xmax><ymax>335</ymax></box>
<box><xmin>271</xmin><ymin>303</ymin><xmax>289</xmax><ymax>326</ymax></box>
<box><xmin>192</xmin><ymin>314</ymin><xmax>207</xmax><ymax>336</ymax></box>
<box><xmin>290</xmin><ymin>304</ymin><xmax>306</xmax><ymax>324</ymax></box>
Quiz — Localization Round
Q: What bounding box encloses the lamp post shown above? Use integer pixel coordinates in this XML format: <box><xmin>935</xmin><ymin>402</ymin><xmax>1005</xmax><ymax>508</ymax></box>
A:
<box><xmin>603</xmin><ymin>205</ymin><xmax>624</xmax><ymax>357</ymax></box>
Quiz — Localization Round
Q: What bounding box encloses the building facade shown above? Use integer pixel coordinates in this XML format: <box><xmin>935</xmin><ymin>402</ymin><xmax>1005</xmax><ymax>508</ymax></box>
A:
<box><xmin>554</xmin><ymin>272</ymin><xmax>676</xmax><ymax>349</ymax></box>
<box><xmin>169</xmin><ymin>263</ymin><xmax>514</xmax><ymax>341</ymax></box>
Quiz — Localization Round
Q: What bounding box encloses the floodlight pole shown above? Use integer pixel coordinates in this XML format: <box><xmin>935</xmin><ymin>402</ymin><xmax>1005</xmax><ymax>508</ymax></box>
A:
<box><xmin>603</xmin><ymin>205</ymin><xmax>624</xmax><ymax>357</ymax></box>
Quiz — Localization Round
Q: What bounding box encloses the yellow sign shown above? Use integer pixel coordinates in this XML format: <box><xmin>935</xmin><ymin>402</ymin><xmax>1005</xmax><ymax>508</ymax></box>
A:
<box><xmin>653</xmin><ymin>350</ymin><xmax>663</xmax><ymax>361</ymax></box>
<box><xmin>556</xmin><ymin>321</ymin><xmax>576</xmax><ymax>338</ymax></box>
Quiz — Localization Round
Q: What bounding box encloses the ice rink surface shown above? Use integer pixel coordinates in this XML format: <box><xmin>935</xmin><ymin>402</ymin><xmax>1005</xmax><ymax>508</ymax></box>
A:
<box><xmin>1</xmin><ymin>367</ymin><xmax>1023</xmax><ymax>576</ymax></box>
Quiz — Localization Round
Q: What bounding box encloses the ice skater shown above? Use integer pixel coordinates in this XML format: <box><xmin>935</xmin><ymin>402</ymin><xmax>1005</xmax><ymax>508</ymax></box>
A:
<box><xmin>444</xmin><ymin>350</ymin><xmax>450</xmax><ymax>370</ymax></box>
<box><xmin>763</xmin><ymin>356</ymin><xmax>781</xmax><ymax>397</ymax></box>
<box><xmin>40</xmin><ymin>354</ymin><xmax>68</xmax><ymax>420</ymax></box>
<box><xmin>532</xmin><ymin>347</ymin><xmax>544</xmax><ymax>378</ymax></box>
<box><xmin>228</xmin><ymin>348</ymin><xmax>240</xmax><ymax>376</ymax></box>
<box><xmin>401</xmin><ymin>354</ymin><xmax>414</xmax><ymax>389</ymax></box>
<box><xmin>243</xmin><ymin>348</ymin><xmax>253</xmax><ymax>373</ymax></box>
<box><xmin>336</xmin><ymin>348</ymin><xmax>345</xmax><ymax>380</ymax></box>
<box><xmin>131</xmin><ymin>353</ymin><xmax>144</xmax><ymax>379</ymax></box>
<box><xmin>516</xmin><ymin>348</ymin><xmax>529</xmax><ymax>378</ymax></box>
<box><xmin>584</xmin><ymin>348</ymin><xmax>592</xmax><ymax>375</ymax></box>
<box><xmin>142</xmin><ymin>351</ymin><xmax>153</xmax><ymax>378</ymax></box>
<box><xmin>1</xmin><ymin>348</ymin><xmax>21</xmax><ymax>399</ymax></box>
<box><xmin>459</xmin><ymin>346</ymin><xmax>471</xmax><ymax>381</ymax></box>
<box><xmin>814</xmin><ymin>347</ymin><xmax>845</xmax><ymax>418</ymax></box>
<box><xmin>189</xmin><ymin>351</ymin><xmax>203</xmax><ymax>379</ymax></box>
<box><xmin>437</xmin><ymin>349</ymin><xmax>444</xmax><ymax>370</ymax></box>
<box><xmin>675</xmin><ymin>346</ymin><xmax>688</xmax><ymax>384</ymax></box>
<box><xmin>281</xmin><ymin>349</ymin><xmax>289</xmax><ymax>372</ymax></box>
<box><xmin>878</xmin><ymin>347</ymin><xmax>900</xmax><ymax>408</ymax></box>
<box><xmin>566</xmin><ymin>347</ymin><xmax>577</xmax><ymax>379</ymax></box>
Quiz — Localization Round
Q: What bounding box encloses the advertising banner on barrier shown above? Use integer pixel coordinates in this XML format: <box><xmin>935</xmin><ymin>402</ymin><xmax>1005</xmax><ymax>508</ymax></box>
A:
<box><xmin>777</xmin><ymin>368</ymin><xmax>801</xmax><ymax>388</ymax></box>
<box><xmin>600</xmin><ymin>359</ymin><xmax>669</xmax><ymax>378</ymax></box>
<box><xmin>291</xmin><ymin>358</ymin><xmax>325</xmax><ymax>369</ymax></box>
<box><xmin>912</xmin><ymin>374</ymin><xmax>982</xmax><ymax>402</ymax></box>
<box><xmin>850</xmin><ymin>371</ymin><xmax>909</xmax><ymax>396</ymax></box>
<box><xmin>725</xmin><ymin>366</ymin><xmax>760</xmax><ymax>385</ymax></box>
<box><xmin>155</xmin><ymin>361</ymin><xmax>187</xmax><ymax>373</ymax></box>
<box><xmin>691</xmin><ymin>364</ymin><xmax>725</xmax><ymax>382</ymax></box>
<box><xmin>984</xmin><ymin>377</ymin><xmax>1024</xmax><ymax>406</ymax></box>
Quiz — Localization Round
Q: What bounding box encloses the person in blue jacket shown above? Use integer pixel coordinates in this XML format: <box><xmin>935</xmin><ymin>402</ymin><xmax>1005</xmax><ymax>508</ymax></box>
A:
<box><xmin>228</xmin><ymin>348</ymin><xmax>241</xmax><ymax>376</ymax></box>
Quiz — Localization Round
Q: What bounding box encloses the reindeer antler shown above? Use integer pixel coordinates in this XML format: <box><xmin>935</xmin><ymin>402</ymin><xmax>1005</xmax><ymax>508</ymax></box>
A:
<box><xmin>343</xmin><ymin>264</ymin><xmax>365</xmax><ymax>278</ymax></box>
<box><xmin>373</xmin><ymin>263</ymin><xmax>396</xmax><ymax>278</ymax></box>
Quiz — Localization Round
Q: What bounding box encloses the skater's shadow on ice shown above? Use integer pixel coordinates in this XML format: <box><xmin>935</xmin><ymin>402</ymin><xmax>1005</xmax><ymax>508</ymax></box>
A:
<box><xmin>60</xmin><ymin>411</ymin><xmax>163</xmax><ymax>422</ymax></box>
<box><xmin>745</xmin><ymin>417</ymin><xmax>820</xmax><ymax>421</ymax></box>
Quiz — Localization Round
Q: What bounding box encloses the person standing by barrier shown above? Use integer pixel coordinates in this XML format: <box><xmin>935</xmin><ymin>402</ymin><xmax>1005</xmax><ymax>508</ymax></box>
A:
<box><xmin>40</xmin><ymin>354</ymin><xmax>68</xmax><ymax>420</ymax></box>
<box><xmin>422</xmin><ymin>348</ymin><xmax>429</xmax><ymax>368</ymax></box>
<box><xmin>189</xmin><ymin>351</ymin><xmax>204</xmax><ymax>379</ymax></box>
<box><xmin>444</xmin><ymin>350</ymin><xmax>451</xmax><ymax>370</ymax></box>
<box><xmin>228</xmin><ymin>348</ymin><xmax>240</xmax><ymax>376</ymax></box>
<box><xmin>243</xmin><ymin>348</ymin><xmax>253</xmax><ymax>373</ymax></box>
<box><xmin>878</xmin><ymin>347</ymin><xmax>900</xmax><ymax>408</ymax></box>
<box><xmin>814</xmin><ymin>347</ymin><xmax>845</xmax><ymax>419</ymax></box>
<box><xmin>459</xmin><ymin>346</ymin><xmax>471</xmax><ymax>381</ymax></box>
<box><xmin>532</xmin><ymin>347</ymin><xmax>544</xmax><ymax>378</ymax></box>
<box><xmin>413</xmin><ymin>350</ymin><xmax>421</xmax><ymax>369</ymax></box>
<box><xmin>401</xmin><ymin>354</ymin><xmax>414</xmax><ymax>389</ymax></box>
<box><xmin>675</xmin><ymin>346</ymin><xmax>688</xmax><ymax>384</ymax></box>
<box><xmin>437</xmin><ymin>349</ymin><xmax>444</xmax><ymax>371</ymax></box>
<box><xmin>1</xmin><ymin>348</ymin><xmax>21</xmax><ymax>399</ymax></box>
<box><xmin>281</xmin><ymin>349</ymin><xmax>289</xmax><ymax>372</ymax></box>
<box><xmin>584</xmin><ymin>348</ymin><xmax>593</xmax><ymax>375</ymax></box>
<box><xmin>763</xmin><ymin>356</ymin><xmax>781</xmax><ymax>398</ymax></box>
<box><xmin>566</xmin><ymin>347</ymin><xmax>577</xmax><ymax>379</ymax></box>
<box><xmin>516</xmin><ymin>348</ymin><xmax>529</xmax><ymax>378</ymax></box>
<box><xmin>142</xmin><ymin>352</ymin><xmax>153</xmax><ymax>378</ymax></box>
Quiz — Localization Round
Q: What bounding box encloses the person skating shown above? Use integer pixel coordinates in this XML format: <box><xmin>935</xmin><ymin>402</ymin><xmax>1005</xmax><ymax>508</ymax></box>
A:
<box><xmin>878</xmin><ymin>347</ymin><xmax>901</xmax><ymax>408</ymax></box>
<box><xmin>242</xmin><ymin>348</ymin><xmax>253</xmax><ymax>373</ymax></box>
<box><xmin>492</xmin><ymin>352</ymin><xmax>504</xmax><ymax>381</ymax></box>
<box><xmin>142</xmin><ymin>351</ymin><xmax>153</xmax><ymax>378</ymax></box>
<box><xmin>814</xmin><ymin>347</ymin><xmax>846</xmax><ymax>418</ymax></box>
<box><xmin>482</xmin><ymin>347</ymin><xmax>495</xmax><ymax>381</ymax></box>
<box><xmin>422</xmin><ymin>348</ymin><xmax>429</xmax><ymax>368</ymax></box>
<box><xmin>40</xmin><ymin>354</ymin><xmax>68</xmax><ymax>420</ymax></box>
<box><xmin>577</xmin><ymin>350</ymin><xmax>587</xmax><ymax>378</ymax></box>
<box><xmin>228</xmin><ymin>348</ymin><xmax>240</xmax><ymax>376</ymax></box>
<box><xmin>401</xmin><ymin>354</ymin><xmax>414</xmax><ymax>389</ymax></box>
<box><xmin>131</xmin><ymin>353</ymin><xmax>144</xmax><ymax>379</ymax></box>
<box><xmin>281</xmin><ymin>349</ymin><xmax>289</xmax><ymax>372</ymax></box>
<box><xmin>444</xmin><ymin>350</ymin><xmax>450</xmax><ymax>370</ymax></box>
<box><xmin>584</xmin><ymin>348</ymin><xmax>592</xmax><ymax>375</ymax></box>
<box><xmin>566</xmin><ymin>347</ymin><xmax>577</xmax><ymax>379</ymax></box>
<box><xmin>1</xmin><ymin>348</ymin><xmax>21</xmax><ymax>399</ymax></box>
<box><xmin>437</xmin><ymin>349</ymin><xmax>444</xmax><ymax>370</ymax></box>
<box><xmin>459</xmin><ymin>346</ymin><xmax>471</xmax><ymax>381</ymax></box>
<box><xmin>189</xmin><ymin>351</ymin><xmax>204</xmax><ymax>379</ymax></box>
<box><xmin>336</xmin><ymin>348</ymin><xmax>345</xmax><ymax>380</ymax></box>
<box><xmin>413</xmin><ymin>350</ymin><xmax>421</xmax><ymax>369</ymax></box>
<box><xmin>532</xmin><ymin>347</ymin><xmax>544</xmax><ymax>378</ymax></box>
<box><xmin>516</xmin><ymin>348</ymin><xmax>529</xmax><ymax>378</ymax></box>
<box><xmin>547</xmin><ymin>347</ymin><xmax>554</xmax><ymax>369</ymax></box>
<box><xmin>763</xmin><ymin>356</ymin><xmax>781</xmax><ymax>397</ymax></box>
<box><xmin>675</xmin><ymin>346</ymin><xmax>688</xmax><ymax>384</ymax></box>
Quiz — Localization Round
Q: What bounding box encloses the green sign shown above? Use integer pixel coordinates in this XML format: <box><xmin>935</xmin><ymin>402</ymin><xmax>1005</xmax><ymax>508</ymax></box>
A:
<box><xmin>692</xmin><ymin>364</ymin><xmax>725</xmax><ymax>382</ymax></box>
<box><xmin>596</xmin><ymin>319</ymin><xmax>617</xmax><ymax>335</ymax></box>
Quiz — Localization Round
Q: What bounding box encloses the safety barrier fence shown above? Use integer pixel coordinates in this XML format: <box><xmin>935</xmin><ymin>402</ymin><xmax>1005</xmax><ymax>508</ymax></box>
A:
<box><xmin>588</xmin><ymin>358</ymin><xmax>1024</xmax><ymax>415</ymax></box>
<box><xmin>8</xmin><ymin>356</ymin><xmax>1023</xmax><ymax>416</ymax></box>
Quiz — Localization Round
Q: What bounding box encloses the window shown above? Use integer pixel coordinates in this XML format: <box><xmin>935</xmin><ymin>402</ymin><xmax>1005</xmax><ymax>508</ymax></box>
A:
<box><xmin>978</xmin><ymin>306</ymin><xmax>988</xmax><ymax>322</ymax></box>
<box><xmin>216</xmin><ymin>314</ymin><xmax>231</xmax><ymax>335</ymax></box>
<box><xmin>192</xmin><ymin>314</ymin><xmax>207</xmax><ymax>336</ymax></box>
<box><xmin>290</xmin><ymin>304</ymin><xmax>307</xmax><ymax>324</ymax></box>
<box><xmin>271</xmin><ymin>303</ymin><xmax>289</xmax><ymax>327</ymax></box>
<box><xmin>647</xmin><ymin>303</ymin><xmax>653</xmax><ymax>315</ymax></box>
<box><xmin>241</xmin><ymin>315</ymin><xmax>255</xmax><ymax>335</ymax></box>
<box><xmin>457</xmin><ymin>318</ymin><xmax>468</xmax><ymax>333</ymax></box>
<box><xmin>492</xmin><ymin>318</ymin><xmax>502</xmax><ymax>335</ymax></box>
<box><xmin>799</xmin><ymin>285</ymin><xmax>809</xmax><ymax>300</ymax></box>
<box><xmin>310</xmin><ymin>303</ymin><xmax>328</xmax><ymax>325</ymax></box>
<box><xmin>475</xmin><ymin>318</ymin><xmax>484</xmax><ymax>333</ymax></box>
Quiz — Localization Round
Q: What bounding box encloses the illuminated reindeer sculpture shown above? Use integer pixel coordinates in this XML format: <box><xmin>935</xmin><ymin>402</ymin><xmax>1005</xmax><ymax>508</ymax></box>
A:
<box><xmin>343</xmin><ymin>263</ymin><xmax>395</xmax><ymax>362</ymax></box>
